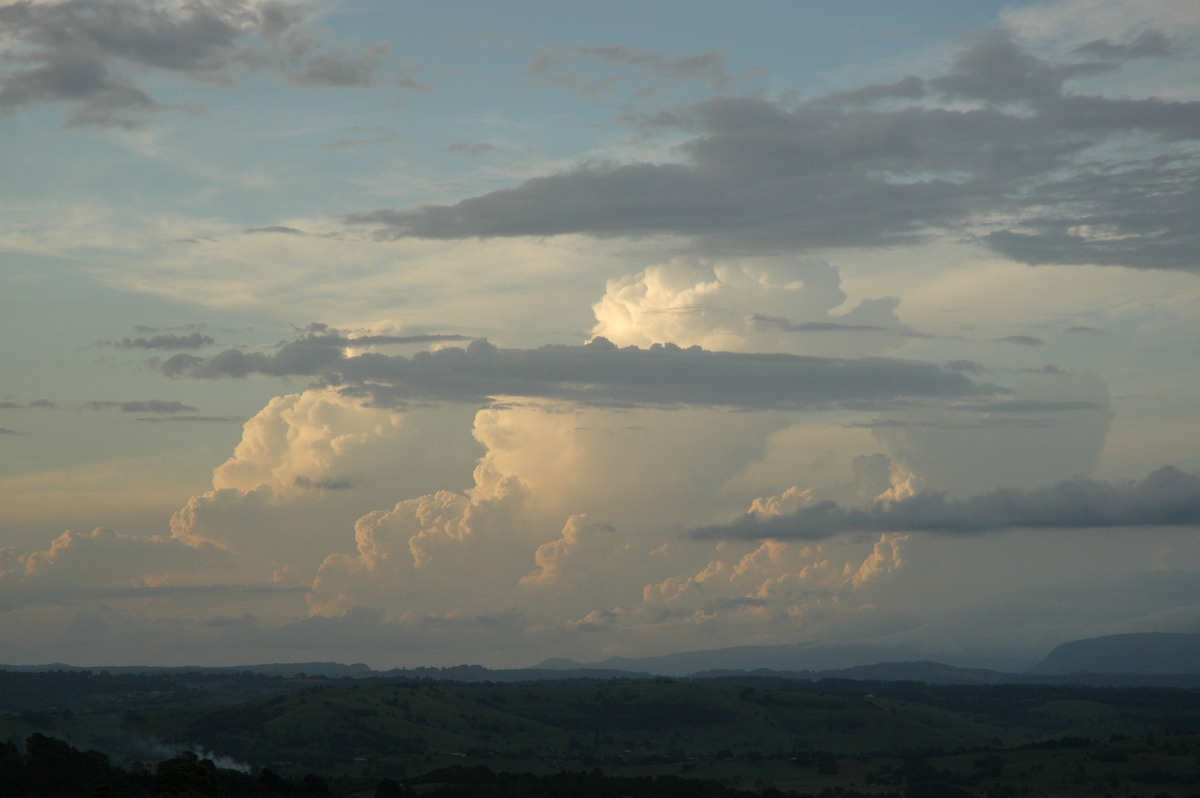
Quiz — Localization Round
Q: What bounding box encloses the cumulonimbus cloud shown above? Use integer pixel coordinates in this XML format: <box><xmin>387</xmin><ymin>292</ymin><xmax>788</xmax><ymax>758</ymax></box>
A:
<box><xmin>693</xmin><ymin>466</ymin><xmax>1200</xmax><ymax>540</ymax></box>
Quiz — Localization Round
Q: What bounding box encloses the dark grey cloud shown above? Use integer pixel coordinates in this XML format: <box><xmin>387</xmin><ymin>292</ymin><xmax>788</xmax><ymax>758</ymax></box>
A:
<box><xmin>693</xmin><ymin>465</ymin><xmax>1200</xmax><ymax>540</ymax></box>
<box><xmin>846</xmin><ymin>419</ymin><xmax>1052</xmax><ymax>431</ymax></box>
<box><xmin>946</xmin><ymin>360</ymin><xmax>984</xmax><ymax>373</ymax></box>
<box><xmin>290</xmin><ymin>43</ymin><xmax>389</xmax><ymax>88</ymax></box>
<box><xmin>243</xmin><ymin>225</ymin><xmax>307</xmax><ymax>236</ymax></box>
<box><xmin>323</xmin><ymin>129</ymin><xmax>400</xmax><ymax>150</ymax></box>
<box><xmin>293</xmin><ymin>476</ymin><xmax>353</xmax><ymax>490</ymax></box>
<box><xmin>109</xmin><ymin>332</ymin><xmax>216</xmax><ymax>350</ymax></box>
<box><xmin>160</xmin><ymin>327</ymin><xmax>471</xmax><ymax>379</ymax></box>
<box><xmin>448</xmin><ymin>141</ymin><xmax>497</xmax><ymax>157</ymax></box>
<box><xmin>135</xmin><ymin>415</ymin><xmax>242</xmax><ymax>423</ymax></box>
<box><xmin>0</xmin><ymin>401</ymin><xmax>21</xmax><ymax>409</ymax></box>
<box><xmin>955</xmin><ymin>399</ymin><xmax>1106</xmax><ymax>413</ymax></box>
<box><xmin>750</xmin><ymin>310</ymin><xmax>935</xmax><ymax>341</ymax></box>
<box><xmin>134</xmin><ymin>323</ymin><xmax>206</xmax><ymax>333</ymax></box>
<box><xmin>931</xmin><ymin>32</ymin><xmax>1115</xmax><ymax>102</ymax></box>
<box><xmin>984</xmin><ymin>151</ymin><xmax>1200</xmax><ymax>271</ymax></box>
<box><xmin>997</xmin><ymin>335</ymin><xmax>1046</xmax><ymax>347</ymax></box>
<box><xmin>83</xmin><ymin>400</ymin><xmax>198</xmax><ymax>414</ymax></box>
<box><xmin>28</xmin><ymin>399</ymin><xmax>57</xmax><ymax>409</ymax></box>
<box><xmin>574</xmin><ymin>46</ymin><xmax>729</xmax><ymax>79</ymax></box>
<box><xmin>528</xmin><ymin>44</ymin><xmax>749</xmax><ymax>96</ymax></box>
<box><xmin>0</xmin><ymin>427</ymin><xmax>23</xmax><ymax>435</ymax></box>
<box><xmin>345</xmin><ymin>33</ymin><xmax>1200</xmax><ymax>273</ymax></box>
<box><xmin>750</xmin><ymin>314</ymin><xmax>888</xmax><ymax>333</ymax></box>
<box><xmin>817</xmin><ymin>75</ymin><xmax>926</xmax><ymax>106</ymax></box>
<box><xmin>0</xmin><ymin>0</ymin><xmax>393</xmax><ymax>126</ymax></box>
<box><xmin>161</xmin><ymin>327</ymin><xmax>1001</xmax><ymax>410</ymax></box>
<box><xmin>1074</xmin><ymin>30</ymin><xmax>1174</xmax><ymax>60</ymax></box>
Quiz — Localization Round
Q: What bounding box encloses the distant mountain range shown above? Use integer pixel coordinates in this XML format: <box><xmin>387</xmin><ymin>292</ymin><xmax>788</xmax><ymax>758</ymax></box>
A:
<box><xmin>7</xmin><ymin>632</ymin><xmax>1200</xmax><ymax>685</ymax></box>
<box><xmin>1026</xmin><ymin>632</ymin><xmax>1200</xmax><ymax>675</ymax></box>
<box><xmin>534</xmin><ymin>641</ymin><xmax>1029</xmax><ymax>677</ymax></box>
<box><xmin>537</xmin><ymin>632</ymin><xmax>1200</xmax><ymax>680</ymax></box>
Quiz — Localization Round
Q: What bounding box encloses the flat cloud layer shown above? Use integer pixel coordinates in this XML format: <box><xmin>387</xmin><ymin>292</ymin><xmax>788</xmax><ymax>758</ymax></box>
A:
<box><xmin>693</xmin><ymin>466</ymin><xmax>1200</xmax><ymax>540</ymax></box>
<box><xmin>162</xmin><ymin>330</ymin><xmax>998</xmax><ymax>410</ymax></box>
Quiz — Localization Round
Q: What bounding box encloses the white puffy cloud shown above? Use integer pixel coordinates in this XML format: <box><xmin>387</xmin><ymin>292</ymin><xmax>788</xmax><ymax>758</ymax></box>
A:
<box><xmin>591</xmin><ymin>257</ymin><xmax>912</xmax><ymax>356</ymax></box>
<box><xmin>0</xmin><ymin>526</ymin><xmax>212</xmax><ymax>592</ymax></box>
<box><xmin>302</xmin><ymin>391</ymin><xmax>929</xmax><ymax>663</ymax></box>
<box><xmin>520</xmin><ymin>514</ymin><xmax>614</xmax><ymax>587</ymax></box>
<box><xmin>471</xmin><ymin>401</ymin><xmax>795</xmax><ymax>528</ymax></box>
<box><xmin>213</xmin><ymin>389</ymin><xmax>404</xmax><ymax>495</ymax></box>
<box><xmin>170</xmin><ymin>389</ymin><xmax>481</xmax><ymax>582</ymax></box>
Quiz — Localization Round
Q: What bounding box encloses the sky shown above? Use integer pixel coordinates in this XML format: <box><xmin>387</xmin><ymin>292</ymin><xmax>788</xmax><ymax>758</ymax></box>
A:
<box><xmin>1</xmin><ymin>0</ymin><xmax>1199</xmax><ymax>671</ymax></box>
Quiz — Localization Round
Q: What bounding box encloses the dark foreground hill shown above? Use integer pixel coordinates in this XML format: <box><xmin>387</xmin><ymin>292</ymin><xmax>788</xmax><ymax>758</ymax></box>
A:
<box><xmin>8</xmin><ymin>669</ymin><xmax>1200</xmax><ymax>795</ymax></box>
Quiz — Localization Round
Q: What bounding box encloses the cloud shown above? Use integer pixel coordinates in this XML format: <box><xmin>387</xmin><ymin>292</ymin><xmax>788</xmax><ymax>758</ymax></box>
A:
<box><xmin>589</xmin><ymin>257</ymin><xmax>915</xmax><ymax>357</ymax></box>
<box><xmin>0</xmin><ymin>0</ymin><xmax>396</xmax><ymax>126</ymax></box>
<box><xmin>1002</xmin><ymin>0</ymin><xmax>1200</xmax><ymax>53</ymax></box>
<box><xmin>306</xmin><ymin>464</ymin><xmax>539</xmax><ymax>618</ymax></box>
<box><xmin>956</xmin><ymin>399</ymin><xmax>1107</xmax><ymax>413</ymax></box>
<box><xmin>324</xmin><ymin>128</ymin><xmax>400</xmax><ymax>150</ymax></box>
<box><xmin>447</xmin><ymin>141</ymin><xmax>496</xmax><ymax>157</ymax></box>
<box><xmin>135</xmin><ymin>415</ymin><xmax>243</xmax><ymax>423</ymax></box>
<box><xmin>243</xmin><ymin>225</ymin><xmax>307</xmax><ymax>236</ymax></box>
<box><xmin>303</xmin><ymin>398</ymin><xmax>916</xmax><ymax>653</ymax></box>
<box><xmin>110</xmin><ymin>332</ymin><xmax>217</xmax><ymax>349</ymax></box>
<box><xmin>693</xmin><ymin>465</ymin><xmax>1200</xmax><ymax>540</ymax></box>
<box><xmin>872</xmin><ymin>368</ymin><xmax>1112</xmax><ymax>496</ymax></box>
<box><xmin>0</xmin><ymin>527</ymin><xmax>213</xmax><ymax>591</ymax></box>
<box><xmin>287</xmin><ymin>43</ymin><xmax>389</xmax><ymax>88</ymax></box>
<box><xmin>344</xmin><ymin>32</ymin><xmax>1200</xmax><ymax>272</ymax></box>
<box><xmin>82</xmin><ymin>399</ymin><xmax>199</xmax><ymax>413</ymax></box>
<box><xmin>931</xmin><ymin>31</ymin><xmax>1115</xmax><ymax>102</ymax></box>
<box><xmin>996</xmin><ymin>335</ymin><xmax>1046</xmax><ymax>347</ymax></box>
<box><xmin>160</xmin><ymin>325</ymin><xmax>472</xmax><ymax>379</ymax></box>
<box><xmin>165</xmin><ymin>389</ymin><xmax>482</xmax><ymax>582</ymax></box>
<box><xmin>161</xmin><ymin>326</ymin><xmax>998</xmax><ymax>411</ymax></box>
<box><xmin>527</xmin><ymin>44</ymin><xmax>753</xmax><ymax>99</ymax></box>
<box><xmin>1073</xmin><ymin>29</ymin><xmax>1174</xmax><ymax>60</ymax></box>
<box><xmin>520</xmin><ymin>515</ymin><xmax>613</xmax><ymax>587</ymax></box>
